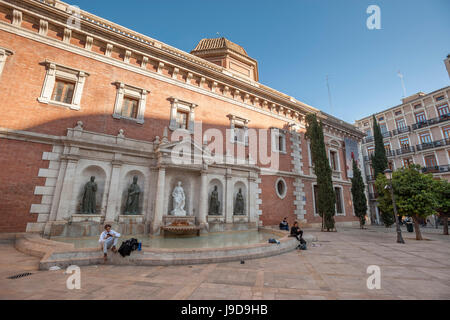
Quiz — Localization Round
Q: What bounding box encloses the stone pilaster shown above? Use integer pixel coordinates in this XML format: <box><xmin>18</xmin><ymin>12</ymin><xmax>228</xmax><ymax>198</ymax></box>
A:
<box><xmin>105</xmin><ymin>156</ymin><xmax>123</xmax><ymax>222</ymax></box>
<box><xmin>198</xmin><ymin>170</ymin><xmax>208</xmax><ymax>227</ymax></box>
<box><xmin>225</xmin><ymin>169</ymin><xmax>233</xmax><ymax>223</ymax></box>
<box><xmin>152</xmin><ymin>166</ymin><xmax>166</xmax><ymax>233</ymax></box>
<box><xmin>290</xmin><ymin>131</ymin><xmax>306</xmax><ymax>221</ymax></box>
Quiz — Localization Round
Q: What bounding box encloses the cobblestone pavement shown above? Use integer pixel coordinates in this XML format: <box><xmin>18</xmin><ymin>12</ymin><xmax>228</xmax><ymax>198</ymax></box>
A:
<box><xmin>0</xmin><ymin>227</ymin><xmax>449</xmax><ymax>300</ymax></box>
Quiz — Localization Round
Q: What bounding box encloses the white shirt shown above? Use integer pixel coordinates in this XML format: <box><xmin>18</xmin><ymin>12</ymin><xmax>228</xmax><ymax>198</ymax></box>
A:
<box><xmin>99</xmin><ymin>230</ymin><xmax>121</xmax><ymax>243</ymax></box>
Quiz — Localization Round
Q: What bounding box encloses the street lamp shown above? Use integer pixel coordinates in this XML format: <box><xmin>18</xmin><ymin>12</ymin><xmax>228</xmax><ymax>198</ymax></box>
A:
<box><xmin>384</xmin><ymin>169</ymin><xmax>405</xmax><ymax>244</ymax></box>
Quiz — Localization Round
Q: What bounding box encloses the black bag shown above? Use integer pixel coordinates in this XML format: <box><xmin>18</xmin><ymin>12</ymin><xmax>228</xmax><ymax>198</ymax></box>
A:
<box><xmin>118</xmin><ymin>238</ymin><xmax>139</xmax><ymax>257</ymax></box>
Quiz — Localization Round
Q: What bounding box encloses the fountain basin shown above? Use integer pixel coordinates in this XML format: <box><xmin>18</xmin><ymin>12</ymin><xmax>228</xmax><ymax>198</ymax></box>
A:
<box><xmin>13</xmin><ymin>228</ymin><xmax>314</xmax><ymax>270</ymax></box>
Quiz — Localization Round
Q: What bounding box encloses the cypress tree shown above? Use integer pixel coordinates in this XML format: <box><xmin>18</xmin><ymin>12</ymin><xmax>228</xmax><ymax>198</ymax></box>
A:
<box><xmin>351</xmin><ymin>159</ymin><xmax>368</xmax><ymax>229</ymax></box>
<box><xmin>306</xmin><ymin>113</ymin><xmax>336</xmax><ymax>231</ymax></box>
<box><xmin>371</xmin><ymin>115</ymin><xmax>388</xmax><ymax>179</ymax></box>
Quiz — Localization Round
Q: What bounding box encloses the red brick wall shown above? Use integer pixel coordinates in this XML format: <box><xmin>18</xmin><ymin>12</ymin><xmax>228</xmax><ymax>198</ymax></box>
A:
<box><xmin>259</xmin><ymin>176</ymin><xmax>297</xmax><ymax>227</ymax></box>
<box><xmin>0</xmin><ymin>139</ymin><xmax>51</xmax><ymax>232</ymax></box>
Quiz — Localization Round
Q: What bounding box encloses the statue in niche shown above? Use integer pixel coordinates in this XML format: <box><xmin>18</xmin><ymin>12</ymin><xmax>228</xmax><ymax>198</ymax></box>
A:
<box><xmin>234</xmin><ymin>188</ymin><xmax>245</xmax><ymax>215</ymax></box>
<box><xmin>82</xmin><ymin>176</ymin><xmax>97</xmax><ymax>214</ymax></box>
<box><xmin>209</xmin><ymin>186</ymin><xmax>221</xmax><ymax>215</ymax></box>
<box><xmin>124</xmin><ymin>176</ymin><xmax>141</xmax><ymax>215</ymax></box>
<box><xmin>171</xmin><ymin>181</ymin><xmax>186</xmax><ymax>216</ymax></box>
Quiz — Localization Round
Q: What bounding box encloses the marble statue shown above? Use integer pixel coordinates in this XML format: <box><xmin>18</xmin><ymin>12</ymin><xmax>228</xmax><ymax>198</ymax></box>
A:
<box><xmin>209</xmin><ymin>186</ymin><xmax>220</xmax><ymax>215</ymax></box>
<box><xmin>124</xmin><ymin>176</ymin><xmax>141</xmax><ymax>215</ymax></box>
<box><xmin>171</xmin><ymin>181</ymin><xmax>186</xmax><ymax>216</ymax></box>
<box><xmin>234</xmin><ymin>188</ymin><xmax>245</xmax><ymax>215</ymax></box>
<box><xmin>82</xmin><ymin>176</ymin><xmax>97</xmax><ymax>214</ymax></box>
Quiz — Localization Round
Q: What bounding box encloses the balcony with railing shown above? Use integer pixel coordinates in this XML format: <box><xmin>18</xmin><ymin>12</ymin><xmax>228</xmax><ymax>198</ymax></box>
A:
<box><xmin>364</xmin><ymin>136</ymin><xmax>374</xmax><ymax>144</ymax></box>
<box><xmin>366</xmin><ymin>175</ymin><xmax>375</xmax><ymax>182</ymax></box>
<box><xmin>368</xmin><ymin>192</ymin><xmax>379</xmax><ymax>200</ymax></box>
<box><xmin>416</xmin><ymin>138</ymin><xmax>450</xmax><ymax>152</ymax></box>
<box><xmin>421</xmin><ymin>165</ymin><xmax>450</xmax><ymax>174</ymax></box>
<box><xmin>396</xmin><ymin>146</ymin><xmax>415</xmax><ymax>155</ymax></box>
<box><xmin>411</xmin><ymin>114</ymin><xmax>450</xmax><ymax>130</ymax></box>
<box><xmin>392</xmin><ymin>126</ymin><xmax>411</xmax><ymax>136</ymax></box>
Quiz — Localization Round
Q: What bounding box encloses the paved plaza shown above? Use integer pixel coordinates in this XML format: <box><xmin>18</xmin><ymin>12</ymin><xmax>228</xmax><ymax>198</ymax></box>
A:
<box><xmin>0</xmin><ymin>226</ymin><xmax>449</xmax><ymax>300</ymax></box>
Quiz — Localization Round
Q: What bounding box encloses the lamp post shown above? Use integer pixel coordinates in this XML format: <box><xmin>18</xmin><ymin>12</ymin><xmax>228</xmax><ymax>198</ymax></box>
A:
<box><xmin>384</xmin><ymin>169</ymin><xmax>405</xmax><ymax>244</ymax></box>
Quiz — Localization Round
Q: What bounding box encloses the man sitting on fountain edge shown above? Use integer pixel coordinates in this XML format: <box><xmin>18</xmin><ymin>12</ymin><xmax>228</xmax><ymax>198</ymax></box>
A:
<box><xmin>99</xmin><ymin>224</ymin><xmax>121</xmax><ymax>261</ymax></box>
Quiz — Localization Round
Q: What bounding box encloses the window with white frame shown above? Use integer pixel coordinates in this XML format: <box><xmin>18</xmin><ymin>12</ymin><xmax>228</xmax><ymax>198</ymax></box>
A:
<box><xmin>112</xmin><ymin>82</ymin><xmax>148</xmax><ymax>124</ymax></box>
<box><xmin>227</xmin><ymin>114</ymin><xmax>249</xmax><ymax>145</ymax></box>
<box><xmin>329</xmin><ymin>149</ymin><xmax>339</xmax><ymax>171</ymax></box>
<box><xmin>38</xmin><ymin>60</ymin><xmax>89</xmax><ymax>110</ymax></box>
<box><xmin>334</xmin><ymin>187</ymin><xmax>344</xmax><ymax>215</ymax></box>
<box><xmin>271</xmin><ymin>128</ymin><xmax>286</xmax><ymax>153</ymax></box>
<box><xmin>0</xmin><ymin>47</ymin><xmax>13</xmax><ymax>79</ymax></box>
<box><xmin>168</xmin><ymin>97</ymin><xmax>197</xmax><ymax>133</ymax></box>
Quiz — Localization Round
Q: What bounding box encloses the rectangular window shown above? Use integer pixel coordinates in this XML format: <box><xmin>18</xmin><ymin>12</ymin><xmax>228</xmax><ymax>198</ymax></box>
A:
<box><xmin>436</xmin><ymin>95</ymin><xmax>445</xmax><ymax>102</ymax></box>
<box><xmin>396</xmin><ymin>118</ymin><xmax>406</xmax><ymax>129</ymax></box>
<box><xmin>313</xmin><ymin>185</ymin><xmax>319</xmax><ymax>214</ymax></box>
<box><xmin>424</xmin><ymin>155</ymin><xmax>437</xmax><ymax>168</ymax></box>
<box><xmin>364</xmin><ymin>122</ymin><xmax>369</xmax><ymax>127</ymax></box>
<box><xmin>443</xmin><ymin>126</ymin><xmax>450</xmax><ymax>139</ymax></box>
<box><xmin>335</xmin><ymin>187</ymin><xmax>343</xmax><ymax>214</ymax></box>
<box><xmin>367</xmin><ymin>147</ymin><xmax>375</xmax><ymax>157</ymax></box>
<box><xmin>420</xmin><ymin>133</ymin><xmax>432</xmax><ymax>144</ymax></box>
<box><xmin>51</xmin><ymin>79</ymin><xmax>75</xmax><ymax>104</ymax></box>
<box><xmin>384</xmin><ymin>143</ymin><xmax>391</xmax><ymax>152</ymax></box>
<box><xmin>378</xmin><ymin>116</ymin><xmax>384</xmax><ymax>121</ymax></box>
<box><xmin>399</xmin><ymin>137</ymin><xmax>410</xmax><ymax>148</ymax></box>
<box><xmin>414</xmin><ymin>104</ymin><xmax>422</xmax><ymax>109</ymax></box>
<box><xmin>402</xmin><ymin>158</ymin><xmax>413</xmax><ymax>167</ymax></box>
<box><xmin>415</xmin><ymin>111</ymin><xmax>426</xmax><ymax>123</ymax></box>
<box><xmin>437</xmin><ymin>104</ymin><xmax>449</xmax><ymax>117</ymax></box>
<box><xmin>330</xmin><ymin>151</ymin><xmax>338</xmax><ymax>171</ymax></box>
<box><xmin>121</xmin><ymin>97</ymin><xmax>139</xmax><ymax>119</ymax></box>
<box><xmin>380</xmin><ymin>123</ymin><xmax>387</xmax><ymax>133</ymax></box>
<box><xmin>176</xmin><ymin>110</ymin><xmax>189</xmax><ymax>129</ymax></box>
<box><xmin>234</xmin><ymin>124</ymin><xmax>245</xmax><ymax>143</ymax></box>
<box><xmin>395</xmin><ymin>110</ymin><xmax>402</xmax><ymax>116</ymax></box>
<box><xmin>365</xmin><ymin>129</ymin><xmax>372</xmax><ymax>136</ymax></box>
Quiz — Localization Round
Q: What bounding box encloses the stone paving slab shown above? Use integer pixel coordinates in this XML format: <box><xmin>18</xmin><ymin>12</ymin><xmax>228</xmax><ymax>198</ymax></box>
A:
<box><xmin>0</xmin><ymin>226</ymin><xmax>449</xmax><ymax>300</ymax></box>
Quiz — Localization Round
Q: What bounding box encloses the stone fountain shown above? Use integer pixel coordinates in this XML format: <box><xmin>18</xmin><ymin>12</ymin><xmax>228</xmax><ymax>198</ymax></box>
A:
<box><xmin>161</xmin><ymin>181</ymin><xmax>201</xmax><ymax>236</ymax></box>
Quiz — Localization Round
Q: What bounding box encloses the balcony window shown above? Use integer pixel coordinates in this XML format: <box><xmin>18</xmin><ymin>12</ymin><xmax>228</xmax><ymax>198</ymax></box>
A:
<box><xmin>367</xmin><ymin>147</ymin><xmax>375</xmax><ymax>157</ymax></box>
<box><xmin>402</xmin><ymin>158</ymin><xmax>413</xmax><ymax>167</ymax></box>
<box><xmin>443</xmin><ymin>126</ymin><xmax>450</xmax><ymax>139</ymax></box>
<box><xmin>176</xmin><ymin>109</ymin><xmax>189</xmax><ymax>129</ymax></box>
<box><xmin>396</xmin><ymin>119</ymin><xmax>406</xmax><ymax>129</ymax></box>
<box><xmin>424</xmin><ymin>155</ymin><xmax>437</xmax><ymax>169</ymax></box>
<box><xmin>419</xmin><ymin>133</ymin><xmax>432</xmax><ymax>144</ymax></box>
<box><xmin>415</xmin><ymin>111</ymin><xmax>426</xmax><ymax>124</ymax></box>
<box><xmin>168</xmin><ymin>98</ymin><xmax>197</xmax><ymax>133</ymax></box>
<box><xmin>380</xmin><ymin>123</ymin><xmax>387</xmax><ymax>133</ymax></box>
<box><xmin>384</xmin><ymin>143</ymin><xmax>391</xmax><ymax>153</ymax></box>
<box><xmin>399</xmin><ymin>137</ymin><xmax>410</xmax><ymax>148</ymax></box>
<box><xmin>437</xmin><ymin>104</ymin><xmax>449</xmax><ymax>118</ymax></box>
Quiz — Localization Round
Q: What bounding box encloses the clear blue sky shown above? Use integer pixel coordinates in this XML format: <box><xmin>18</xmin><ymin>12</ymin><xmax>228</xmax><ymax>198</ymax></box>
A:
<box><xmin>68</xmin><ymin>0</ymin><xmax>450</xmax><ymax>124</ymax></box>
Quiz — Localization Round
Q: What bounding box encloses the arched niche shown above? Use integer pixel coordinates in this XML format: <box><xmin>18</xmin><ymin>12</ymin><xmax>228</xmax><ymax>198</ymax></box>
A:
<box><xmin>208</xmin><ymin>178</ymin><xmax>224</xmax><ymax>216</ymax></box>
<box><xmin>120</xmin><ymin>170</ymin><xmax>146</xmax><ymax>215</ymax></box>
<box><xmin>233</xmin><ymin>180</ymin><xmax>247</xmax><ymax>216</ymax></box>
<box><xmin>75</xmin><ymin>165</ymin><xmax>107</xmax><ymax>214</ymax></box>
<box><xmin>167</xmin><ymin>176</ymin><xmax>193</xmax><ymax>216</ymax></box>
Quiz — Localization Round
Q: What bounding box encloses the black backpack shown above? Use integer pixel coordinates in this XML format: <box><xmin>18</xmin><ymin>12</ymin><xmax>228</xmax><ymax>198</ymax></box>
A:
<box><xmin>118</xmin><ymin>238</ymin><xmax>139</xmax><ymax>257</ymax></box>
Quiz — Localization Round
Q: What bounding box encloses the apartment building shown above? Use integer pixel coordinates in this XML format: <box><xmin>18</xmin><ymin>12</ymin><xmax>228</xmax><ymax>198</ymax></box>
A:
<box><xmin>355</xmin><ymin>85</ymin><xmax>450</xmax><ymax>223</ymax></box>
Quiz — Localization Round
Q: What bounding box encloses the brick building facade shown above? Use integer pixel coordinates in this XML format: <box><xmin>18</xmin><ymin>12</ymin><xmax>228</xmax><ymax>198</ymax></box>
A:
<box><xmin>0</xmin><ymin>0</ymin><xmax>364</xmax><ymax>234</ymax></box>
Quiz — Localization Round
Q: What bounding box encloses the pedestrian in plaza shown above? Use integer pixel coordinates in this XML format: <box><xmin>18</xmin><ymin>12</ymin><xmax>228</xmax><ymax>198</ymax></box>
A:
<box><xmin>99</xmin><ymin>224</ymin><xmax>120</xmax><ymax>262</ymax></box>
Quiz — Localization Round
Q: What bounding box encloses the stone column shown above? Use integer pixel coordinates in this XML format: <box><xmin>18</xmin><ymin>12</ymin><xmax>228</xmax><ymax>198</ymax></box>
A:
<box><xmin>152</xmin><ymin>166</ymin><xmax>166</xmax><ymax>234</ymax></box>
<box><xmin>225</xmin><ymin>169</ymin><xmax>233</xmax><ymax>224</ymax></box>
<box><xmin>105</xmin><ymin>158</ymin><xmax>122</xmax><ymax>222</ymax></box>
<box><xmin>198</xmin><ymin>170</ymin><xmax>208</xmax><ymax>227</ymax></box>
<box><xmin>55</xmin><ymin>156</ymin><xmax>79</xmax><ymax>221</ymax></box>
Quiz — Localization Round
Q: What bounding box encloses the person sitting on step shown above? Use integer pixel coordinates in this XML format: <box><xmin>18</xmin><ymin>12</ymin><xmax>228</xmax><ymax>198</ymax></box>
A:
<box><xmin>99</xmin><ymin>224</ymin><xmax>121</xmax><ymax>262</ymax></box>
<box><xmin>290</xmin><ymin>221</ymin><xmax>306</xmax><ymax>249</ymax></box>
<box><xmin>279</xmin><ymin>217</ymin><xmax>289</xmax><ymax>231</ymax></box>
